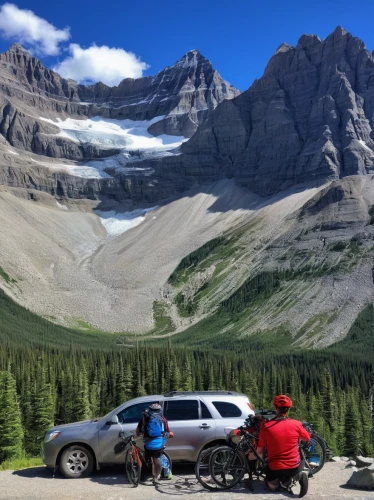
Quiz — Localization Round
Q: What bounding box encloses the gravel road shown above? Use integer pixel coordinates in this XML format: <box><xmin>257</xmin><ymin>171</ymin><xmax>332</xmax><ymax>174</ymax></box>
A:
<box><xmin>1</xmin><ymin>462</ymin><xmax>373</xmax><ymax>500</ymax></box>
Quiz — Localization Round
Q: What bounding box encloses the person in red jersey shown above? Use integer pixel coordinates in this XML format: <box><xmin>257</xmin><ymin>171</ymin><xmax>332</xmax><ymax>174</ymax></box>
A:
<box><xmin>257</xmin><ymin>395</ymin><xmax>311</xmax><ymax>496</ymax></box>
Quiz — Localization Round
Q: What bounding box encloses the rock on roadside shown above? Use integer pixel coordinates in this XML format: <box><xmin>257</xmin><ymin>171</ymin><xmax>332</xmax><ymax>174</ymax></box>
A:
<box><xmin>347</xmin><ymin>463</ymin><xmax>374</xmax><ymax>489</ymax></box>
<box><xmin>356</xmin><ymin>456</ymin><xmax>374</xmax><ymax>468</ymax></box>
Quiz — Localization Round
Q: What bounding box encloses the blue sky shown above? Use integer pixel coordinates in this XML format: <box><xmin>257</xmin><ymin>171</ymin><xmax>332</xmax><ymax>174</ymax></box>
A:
<box><xmin>0</xmin><ymin>0</ymin><xmax>373</xmax><ymax>90</ymax></box>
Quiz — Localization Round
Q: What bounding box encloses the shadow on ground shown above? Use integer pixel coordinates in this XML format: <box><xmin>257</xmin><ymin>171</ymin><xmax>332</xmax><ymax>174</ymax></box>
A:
<box><xmin>12</xmin><ymin>464</ymin><xmax>303</xmax><ymax>497</ymax></box>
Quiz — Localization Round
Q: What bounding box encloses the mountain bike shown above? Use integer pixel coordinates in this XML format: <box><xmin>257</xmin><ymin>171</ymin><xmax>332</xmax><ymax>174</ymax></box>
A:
<box><xmin>195</xmin><ymin>415</ymin><xmax>326</xmax><ymax>491</ymax></box>
<box><xmin>119</xmin><ymin>431</ymin><xmax>172</xmax><ymax>487</ymax></box>
<box><xmin>195</xmin><ymin>414</ymin><xmax>266</xmax><ymax>491</ymax></box>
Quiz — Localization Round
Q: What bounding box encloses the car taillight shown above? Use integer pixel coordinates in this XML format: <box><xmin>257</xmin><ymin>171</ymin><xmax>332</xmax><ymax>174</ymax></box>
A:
<box><xmin>247</xmin><ymin>402</ymin><xmax>254</xmax><ymax>411</ymax></box>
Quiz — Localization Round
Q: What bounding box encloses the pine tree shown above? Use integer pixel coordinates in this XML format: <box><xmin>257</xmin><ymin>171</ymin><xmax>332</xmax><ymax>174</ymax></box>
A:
<box><xmin>26</xmin><ymin>369</ymin><xmax>54</xmax><ymax>456</ymax></box>
<box><xmin>321</xmin><ymin>368</ymin><xmax>336</xmax><ymax>434</ymax></box>
<box><xmin>358</xmin><ymin>391</ymin><xmax>374</xmax><ymax>456</ymax></box>
<box><xmin>180</xmin><ymin>358</ymin><xmax>193</xmax><ymax>391</ymax></box>
<box><xmin>74</xmin><ymin>368</ymin><xmax>90</xmax><ymax>420</ymax></box>
<box><xmin>89</xmin><ymin>377</ymin><xmax>100</xmax><ymax>418</ymax></box>
<box><xmin>0</xmin><ymin>371</ymin><xmax>24</xmax><ymax>463</ymax></box>
<box><xmin>133</xmin><ymin>361</ymin><xmax>146</xmax><ymax>397</ymax></box>
<box><xmin>344</xmin><ymin>389</ymin><xmax>361</xmax><ymax>457</ymax></box>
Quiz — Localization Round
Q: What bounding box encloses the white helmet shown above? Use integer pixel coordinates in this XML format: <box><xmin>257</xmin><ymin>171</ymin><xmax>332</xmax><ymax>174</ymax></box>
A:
<box><xmin>149</xmin><ymin>403</ymin><xmax>162</xmax><ymax>411</ymax></box>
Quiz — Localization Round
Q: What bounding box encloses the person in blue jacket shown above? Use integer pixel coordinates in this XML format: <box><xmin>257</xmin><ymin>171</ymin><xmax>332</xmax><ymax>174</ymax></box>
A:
<box><xmin>136</xmin><ymin>403</ymin><xmax>173</xmax><ymax>484</ymax></box>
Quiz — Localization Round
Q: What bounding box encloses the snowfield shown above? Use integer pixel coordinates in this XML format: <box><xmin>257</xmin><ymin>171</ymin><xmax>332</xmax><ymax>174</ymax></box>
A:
<box><xmin>40</xmin><ymin>115</ymin><xmax>185</xmax><ymax>150</ymax></box>
<box><xmin>37</xmin><ymin>115</ymin><xmax>186</xmax><ymax>179</ymax></box>
<box><xmin>38</xmin><ymin>116</ymin><xmax>188</xmax><ymax>179</ymax></box>
<box><xmin>96</xmin><ymin>207</ymin><xmax>157</xmax><ymax>236</ymax></box>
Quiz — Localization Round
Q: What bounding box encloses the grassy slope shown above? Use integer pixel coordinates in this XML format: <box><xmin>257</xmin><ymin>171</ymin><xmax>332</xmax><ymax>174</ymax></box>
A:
<box><xmin>1</xmin><ymin>278</ymin><xmax>373</xmax><ymax>359</ymax></box>
<box><xmin>0</xmin><ymin>289</ymin><xmax>116</xmax><ymax>349</ymax></box>
<box><xmin>329</xmin><ymin>303</ymin><xmax>374</xmax><ymax>357</ymax></box>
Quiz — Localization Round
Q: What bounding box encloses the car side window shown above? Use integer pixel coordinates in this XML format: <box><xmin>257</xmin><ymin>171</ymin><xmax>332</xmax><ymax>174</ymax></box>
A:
<box><xmin>212</xmin><ymin>401</ymin><xmax>242</xmax><ymax>418</ymax></box>
<box><xmin>200</xmin><ymin>401</ymin><xmax>213</xmax><ymax>419</ymax></box>
<box><xmin>165</xmin><ymin>400</ymin><xmax>199</xmax><ymax>420</ymax></box>
<box><xmin>117</xmin><ymin>401</ymin><xmax>159</xmax><ymax>424</ymax></box>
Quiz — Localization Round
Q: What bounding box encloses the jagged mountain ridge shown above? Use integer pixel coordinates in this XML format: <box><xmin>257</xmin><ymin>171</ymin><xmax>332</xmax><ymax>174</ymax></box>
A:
<box><xmin>159</xmin><ymin>27</ymin><xmax>374</xmax><ymax>196</ymax></box>
<box><xmin>2</xmin><ymin>28</ymin><xmax>374</xmax><ymax>204</ymax></box>
<box><xmin>0</xmin><ymin>44</ymin><xmax>239</xmax><ymax>141</ymax></box>
<box><xmin>0</xmin><ymin>43</ymin><xmax>239</xmax><ymax>202</ymax></box>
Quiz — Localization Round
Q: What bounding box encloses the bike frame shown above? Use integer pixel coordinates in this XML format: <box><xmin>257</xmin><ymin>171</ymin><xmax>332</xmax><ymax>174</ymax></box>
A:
<box><xmin>231</xmin><ymin>427</ymin><xmax>266</xmax><ymax>474</ymax></box>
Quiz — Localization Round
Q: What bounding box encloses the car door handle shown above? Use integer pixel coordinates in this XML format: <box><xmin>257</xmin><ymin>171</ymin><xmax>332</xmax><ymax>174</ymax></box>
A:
<box><xmin>199</xmin><ymin>424</ymin><xmax>211</xmax><ymax>429</ymax></box>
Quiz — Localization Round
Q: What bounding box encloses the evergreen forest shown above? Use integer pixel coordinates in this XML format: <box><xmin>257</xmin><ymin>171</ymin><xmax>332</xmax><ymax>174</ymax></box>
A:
<box><xmin>0</xmin><ymin>286</ymin><xmax>373</xmax><ymax>466</ymax></box>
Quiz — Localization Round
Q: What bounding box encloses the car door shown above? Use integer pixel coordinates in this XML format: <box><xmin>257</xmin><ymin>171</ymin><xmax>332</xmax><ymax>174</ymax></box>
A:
<box><xmin>210</xmin><ymin>400</ymin><xmax>246</xmax><ymax>441</ymax></box>
<box><xmin>164</xmin><ymin>399</ymin><xmax>216</xmax><ymax>462</ymax></box>
<box><xmin>98</xmin><ymin>401</ymin><xmax>159</xmax><ymax>464</ymax></box>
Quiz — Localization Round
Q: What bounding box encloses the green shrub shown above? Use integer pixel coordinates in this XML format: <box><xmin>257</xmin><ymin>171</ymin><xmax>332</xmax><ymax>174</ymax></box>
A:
<box><xmin>0</xmin><ymin>267</ymin><xmax>16</xmax><ymax>283</ymax></box>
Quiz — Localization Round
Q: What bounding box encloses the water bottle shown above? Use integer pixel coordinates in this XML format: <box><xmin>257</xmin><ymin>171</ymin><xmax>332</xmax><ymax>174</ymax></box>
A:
<box><xmin>160</xmin><ymin>454</ymin><xmax>172</xmax><ymax>479</ymax></box>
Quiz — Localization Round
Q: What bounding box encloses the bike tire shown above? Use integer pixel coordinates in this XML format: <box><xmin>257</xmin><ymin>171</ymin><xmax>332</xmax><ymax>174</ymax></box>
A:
<box><xmin>125</xmin><ymin>447</ymin><xmax>141</xmax><ymax>487</ymax></box>
<box><xmin>209</xmin><ymin>445</ymin><xmax>246</xmax><ymax>489</ymax></box>
<box><xmin>303</xmin><ymin>433</ymin><xmax>326</xmax><ymax>476</ymax></box>
<box><xmin>195</xmin><ymin>446</ymin><xmax>228</xmax><ymax>491</ymax></box>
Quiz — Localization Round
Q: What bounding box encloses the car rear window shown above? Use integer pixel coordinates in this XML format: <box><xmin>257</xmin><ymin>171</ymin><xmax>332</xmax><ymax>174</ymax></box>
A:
<box><xmin>165</xmin><ymin>400</ymin><xmax>199</xmax><ymax>420</ymax></box>
<box><xmin>212</xmin><ymin>401</ymin><xmax>242</xmax><ymax>417</ymax></box>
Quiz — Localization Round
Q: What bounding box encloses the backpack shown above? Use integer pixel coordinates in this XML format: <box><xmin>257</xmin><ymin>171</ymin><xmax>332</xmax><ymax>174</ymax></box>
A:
<box><xmin>146</xmin><ymin>410</ymin><xmax>164</xmax><ymax>437</ymax></box>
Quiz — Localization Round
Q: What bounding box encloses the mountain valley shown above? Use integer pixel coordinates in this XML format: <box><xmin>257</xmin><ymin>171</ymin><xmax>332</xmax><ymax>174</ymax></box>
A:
<box><xmin>1</xmin><ymin>27</ymin><xmax>374</xmax><ymax>348</ymax></box>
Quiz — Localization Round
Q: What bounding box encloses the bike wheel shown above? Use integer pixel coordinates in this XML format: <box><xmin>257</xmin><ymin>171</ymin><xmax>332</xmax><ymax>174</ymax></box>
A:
<box><xmin>195</xmin><ymin>446</ymin><xmax>228</xmax><ymax>491</ymax></box>
<box><xmin>210</xmin><ymin>446</ymin><xmax>246</xmax><ymax>489</ymax></box>
<box><xmin>303</xmin><ymin>433</ymin><xmax>326</xmax><ymax>476</ymax></box>
<box><xmin>125</xmin><ymin>447</ymin><xmax>141</xmax><ymax>487</ymax></box>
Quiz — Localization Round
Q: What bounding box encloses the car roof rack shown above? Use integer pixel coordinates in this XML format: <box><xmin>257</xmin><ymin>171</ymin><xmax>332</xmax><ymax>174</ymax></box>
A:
<box><xmin>163</xmin><ymin>391</ymin><xmax>246</xmax><ymax>397</ymax></box>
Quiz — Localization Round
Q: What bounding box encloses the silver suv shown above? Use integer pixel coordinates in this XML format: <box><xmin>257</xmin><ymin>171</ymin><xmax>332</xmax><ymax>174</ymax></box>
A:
<box><xmin>43</xmin><ymin>391</ymin><xmax>254</xmax><ymax>478</ymax></box>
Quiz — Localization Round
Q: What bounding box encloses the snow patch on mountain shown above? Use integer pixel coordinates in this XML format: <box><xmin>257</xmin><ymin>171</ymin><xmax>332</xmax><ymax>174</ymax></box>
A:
<box><xmin>96</xmin><ymin>206</ymin><xmax>157</xmax><ymax>236</ymax></box>
<box><xmin>358</xmin><ymin>140</ymin><xmax>374</xmax><ymax>153</ymax></box>
<box><xmin>39</xmin><ymin>116</ymin><xmax>186</xmax><ymax>150</ymax></box>
<box><xmin>38</xmin><ymin>116</ymin><xmax>187</xmax><ymax>178</ymax></box>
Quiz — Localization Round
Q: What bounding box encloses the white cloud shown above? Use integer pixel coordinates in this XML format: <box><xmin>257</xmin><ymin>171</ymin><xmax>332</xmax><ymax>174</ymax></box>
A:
<box><xmin>0</xmin><ymin>3</ymin><xmax>70</xmax><ymax>56</ymax></box>
<box><xmin>54</xmin><ymin>44</ymin><xmax>150</xmax><ymax>87</ymax></box>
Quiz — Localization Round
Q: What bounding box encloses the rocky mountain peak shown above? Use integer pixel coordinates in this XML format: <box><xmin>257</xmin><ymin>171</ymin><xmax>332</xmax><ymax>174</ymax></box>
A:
<box><xmin>1</xmin><ymin>42</ymin><xmax>35</xmax><ymax>65</ymax></box>
<box><xmin>175</xmin><ymin>26</ymin><xmax>374</xmax><ymax>197</ymax></box>
<box><xmin>274</xmin><ymin>42</ymin><xmax>292</xmax><ymax>55</ymax></box>
<box><xmin>173</xmin><ymin>49</ymin><xmax>209</xmax><ymax>69</ymax></box>
<box><xmin>6</xmin><ymin>43</ymin><xmax>31</xmax><ymax>54</ymax></box>
<box><xmin>332</xmin><ymin>25</ymin><xmax>349</xmax><ymax>38</ymax></box>
<box><xmin>296</xmin><ymin>33</ymin><xmax>321</xmax><ymax>49</ymax></box>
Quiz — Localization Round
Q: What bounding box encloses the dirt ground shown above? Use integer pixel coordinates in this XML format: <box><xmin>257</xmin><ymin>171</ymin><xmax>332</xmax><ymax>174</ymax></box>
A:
<box><xmin>0</xmin><ymin>462</ymin><xmax>373</xmax><ymax>500</ymax></box>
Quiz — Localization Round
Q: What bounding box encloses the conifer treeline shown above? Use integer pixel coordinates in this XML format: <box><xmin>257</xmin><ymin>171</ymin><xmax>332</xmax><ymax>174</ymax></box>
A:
<box><xmin>0</xmin><ymin>343</ymin><xmax>373</xmax><ymax>463</ymax></box>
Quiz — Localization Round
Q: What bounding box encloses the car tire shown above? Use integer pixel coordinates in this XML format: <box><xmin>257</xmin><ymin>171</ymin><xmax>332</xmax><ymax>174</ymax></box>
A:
<box><xmin>59</xmin><ymin>445</ymin><xmax>94</xmax><ymax>478</ymax></box>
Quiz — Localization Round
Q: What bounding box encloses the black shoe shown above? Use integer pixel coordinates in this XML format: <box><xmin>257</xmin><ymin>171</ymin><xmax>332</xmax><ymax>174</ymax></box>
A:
<box><xmin>280</xmin><ymin>478</ymin><xmax>293</xmax><ymax>494</ymax></box>
<box><xmin>299</xmin><ymin>471</ymin><xmax>308</xmax><ymax>498</ymax></box>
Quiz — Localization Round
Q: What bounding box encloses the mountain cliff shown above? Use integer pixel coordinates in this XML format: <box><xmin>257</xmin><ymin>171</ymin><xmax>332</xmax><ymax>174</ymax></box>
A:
<box><xmin>2</xmin><ymin>28</ymin><xmax>374</xmax><ymax>203</ymax></box>
<box><xmin>161</xmin><ymin>27</ymin><xmax>374</xmax><ymax>195</ymax></box>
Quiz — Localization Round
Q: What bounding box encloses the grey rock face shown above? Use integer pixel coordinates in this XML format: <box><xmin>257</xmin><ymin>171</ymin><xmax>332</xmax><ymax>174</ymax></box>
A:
<box><xmin>356</xmin><ymin>456</ymin><xmax>374</xmax><ymax>468</ymax></box>
<box><xmin>165</xmin><ymin>26</ymin><xmax>374</xmax><ymax>196</ymax></box>
<box><xmin>347</xmin><ymin>463</ymin><xmax>374</xmax><ymax>489</ymax></box>
<box><xmin>0</xmin><ymin>44</ymin><xmax>239</xmax><ymax>161</ymax></box>
<box><xmin>3</xmin><ymin>28</ymin><xmax>374</xmax><ymax>205</ymax></box>
<box><xmin>80</xmin><ymin>50</ymin><xmax>240</xmax><ymax>137</ymax></box>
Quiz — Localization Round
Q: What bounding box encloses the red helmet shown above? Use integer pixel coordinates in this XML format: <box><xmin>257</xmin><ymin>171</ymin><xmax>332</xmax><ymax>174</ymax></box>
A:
<box><xmin>273</xmin><ymin>395</ymin><xmax>293</xmax><ymax>408</ymax></box>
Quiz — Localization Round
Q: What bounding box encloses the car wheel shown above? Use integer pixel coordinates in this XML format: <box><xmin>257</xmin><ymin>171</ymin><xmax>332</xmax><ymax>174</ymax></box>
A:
<box><xmin>59</xmin><ymin>445</ymin><xmax>94</xmax><ymax>478</ymax></box>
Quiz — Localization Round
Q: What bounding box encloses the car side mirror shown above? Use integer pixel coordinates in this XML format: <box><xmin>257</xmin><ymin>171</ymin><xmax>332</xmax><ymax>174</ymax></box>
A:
<box><xmin>106</xmin><ymin>415</ymin><xmax>119</xmax><ymax>425</ymax></box>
